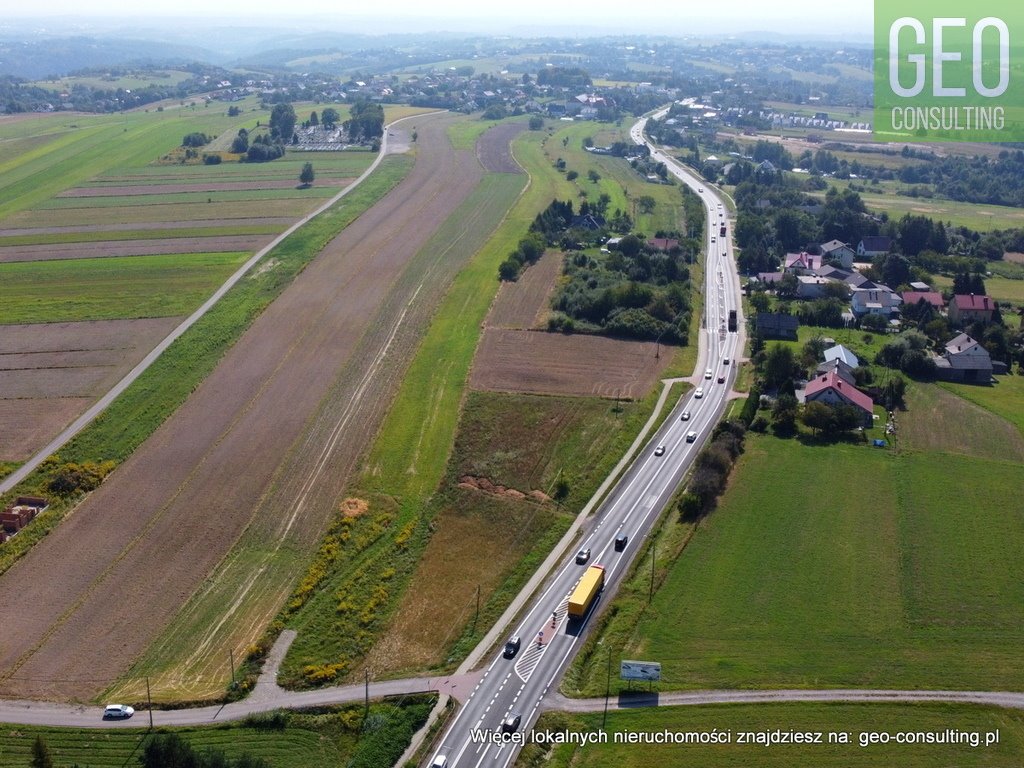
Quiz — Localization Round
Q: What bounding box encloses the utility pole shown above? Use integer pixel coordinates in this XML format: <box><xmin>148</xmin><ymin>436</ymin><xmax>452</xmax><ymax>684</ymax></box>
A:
<box><xmin>602</xmin><ymin>648</ymin><xmax>612</xmax><ymax>728</ymax></box>
<box><xmin>473</xmin><ymin>585</ymin><xmax>480</xmax><ymax>634</ymax></box>
<box><xmin>649</xmin><ymin>541</ymin><xmax>656</xmax><ymax>602</ymax></box>
<box><xmin>146</xmin><ymin>677</ymin><xmax>153</xmax><ymax>730</ymax></box>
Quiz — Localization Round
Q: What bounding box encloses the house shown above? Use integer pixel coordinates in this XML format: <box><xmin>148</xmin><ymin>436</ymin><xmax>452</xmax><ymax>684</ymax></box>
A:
<box><xmin>908</xmin><ymin>281</ymin><xmax>932</xmax><ymax>292</ymax></box>
<box><xmin>569</xmin><ymin>213</ymin><xmax>606</xmax><ymax>231</ymax></box>
<box><xmin>851</xmin><ymin>286</ymin><xmax>901</xmax><ymax>316</ymax></box>
<box><xmin>647</xmin><ymin>237</ymin><xmax>679</xmax><ymax>252</ymax></box>
<box><xmin>797</xmin><ymin>275</ymin><xmax>833</xmax><ymax>299</ymax></box>
<box><xmin>900</xmin><ymin>291</ymin><xmax>945</xmax><ymax>312</ymax></box>
<box><xmin>755</xmin><ymin>312</ymin><xmax>799</xmax><ymax>340</ymax></box>
<box><xmin>948</xmin><ymin>294</ymin><xmax>995</xmax><ymax>325</ymax></box>
<box><xmin>755</xmin><ymin>272</ymin><xmax>785</xmax><ymax>286</ymax></box>
<box><xmin>823</xmin><ymin>343</ymin><xmax>859</xmax><ymax>368</ymax></box>
<box><xmin>784</xmin><ymin>252</ymin><xmax>823</xmax><ymax>273</ymax></box>
<box><xmin>857</xmin><ymin>236</ymin><xmax>892</xmax><ymax>257</ymax></box>
<box><xmin>934</xmin><ymin>333</ymin><xmax>993</xmax><ymax>383</ymax></box>
<box><xmin>815</xmin><ymin>265</ymin><xmax>853</xmax><ymax>282</ymax></box>
<box><xmin>819</xmin><ymin>239</ymin><xmax>856</xmax><ymax>269</ymax></box>
<box><xmin>844</xmin><ymin>272</ymin><xmax>873</xmax><ymax>289</ymax></box>
<box><xmin>804</xmin><ymin>370</ymin><xmax>874</xmax><ymax>426</ymax></box>
<box><xmin>815</xmin><ymin>357</ymin><xmax>857</xmax><ymax>386</ymax></box>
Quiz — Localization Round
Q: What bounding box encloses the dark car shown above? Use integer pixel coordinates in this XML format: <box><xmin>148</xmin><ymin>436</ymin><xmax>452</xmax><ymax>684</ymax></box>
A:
<box><xmin>501</xmin><ymin>712</ymin><xmax>522</xmax><ymax>733</ymax></box>
<box><xmin>503</xmin><ymin>636</ymin><xmax>521</xmax><ymax>658</ymax></box>
<box><xmin>718</xmin><ymin>375</ymin><xmax>726</xmax><ymax>384</ymax></box>
<box><xmin>575</xmin><ymin>547</ymin><xmax>591</xmax><ymax>564</ymax></box>
<box><xmin>614</xmin><ymin>534</ymin><xmax>629</xmax><ymax>551</ymax></box>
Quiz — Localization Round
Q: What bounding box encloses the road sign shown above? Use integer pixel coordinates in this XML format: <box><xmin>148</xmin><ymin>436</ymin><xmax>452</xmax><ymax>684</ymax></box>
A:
<box><xmin>620</xmin><ymin>660</ymin><xmax>661</xmax><ymax>681</ymax></box>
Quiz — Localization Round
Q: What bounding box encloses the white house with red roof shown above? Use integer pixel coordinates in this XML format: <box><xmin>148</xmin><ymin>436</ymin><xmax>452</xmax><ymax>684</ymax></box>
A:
<box><xmin>784</xmin><ymin>251</ymin><xmax>823</xmax><ymax>273</ymax></box>
<box><xmin>804</xmin><ymin>370</ymin><xmax>874</xmax><ymax>427</ymax></box>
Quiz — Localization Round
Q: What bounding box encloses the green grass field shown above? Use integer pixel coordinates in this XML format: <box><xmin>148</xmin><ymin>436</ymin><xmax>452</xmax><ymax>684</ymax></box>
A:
<box><xmin>0</xmin><ymin>699</ymin><xmax>433</xmax><ymax>768</ymax></box>
<box><xmin>568</xmin><ymin>430</ymin><xmax>1024</xmax><ymax>693</ymax></box>
<box><xmin>29</xmin><ymin>69</ymin><xmax>195</xmax><ymax>91</ymax></box>
<box><xmin>0</xmin><ymin>252</ymin><xmax>250</xmax><ymax>324</ymax></box>
<box><xmin>940</xmin><ymin>375</ymin><xmax>1024</xmax><ymax>437</ymax></box>
<box><xmin>517</xmin><ymin>703</ymin><xmax>1024</xmax><ymax>768</ymax></box>
<box><xmin>932</xmin><ymin>274</ymin><xmax>1024</xmax><ymax>304</ymax></box>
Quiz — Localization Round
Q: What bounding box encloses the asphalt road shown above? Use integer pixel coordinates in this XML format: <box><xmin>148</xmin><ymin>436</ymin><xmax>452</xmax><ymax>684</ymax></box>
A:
<box><xmin>422</xmin><ymin>112</ymin><xmax>745</xmax><ymax>768</ymax></box>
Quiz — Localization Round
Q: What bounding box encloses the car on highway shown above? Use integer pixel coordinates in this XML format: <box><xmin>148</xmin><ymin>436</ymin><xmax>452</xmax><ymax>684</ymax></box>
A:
<box><xmin>615</xmin><ymin>534</ymin><xmax>629</xmax><ymax>551</ymax></box>
<box><xmin>503</xmin><ymin>636</ymin><xmax>521</xmax><ymax>658</ymax></box>
<box><xmin>718</xmin><ymin>375</ymin><xmax>726</xmax><ymax>384</ymax></box>
<box><xmin>501</xmin><ymin>712</ymin><xmax>522</xmax><ymax>733</ymax></box>
<box><xmin>710</xmin><ymin>236</ymin><xmax>716</xmax><ymax>242</ymax></box>
<box><xmin>698</xmin><ymin>187</ymin><xmax>704</xmax><ymax>193</ymax></box>
<box><xmin>686</xmin><ymin>431</ymin><xmax>698</xmax><ymax>443</ymax></box>
<box><xmin>430</xmin><ymin>755</ymin><xmax>448</xmax><ymax>768</ymax></box>
<box><xmin>694</xmin><ymin>387</ymin><xmax>704</xmax><ymax>398</ymax></box>
<box><xmin>103</xmin><ymin>704</ymin><xmax>134</xmax><ymax>720</ymax></box>
<box><xmin>575</xmin><ymin>547</ymin><xmax>591</xmax><ymax>564</ymax></box>
<box><xmin>704</xmin><ymin>369</ymin><xmax>712</xmax><ymax>379</ymax></box>
<box><xmin>680</xmin><ymin>411</ymin><xmax>691</xmax><ymax>421</ymax></box>
<box><xmin>723</xmin><ymin>357</ymin><xmax>730</xmax><ymax>365</ymax></box>
<box><xmin>654</xmin><ymin>445</ymin><xmax>666</xmax><ymax>456</ymax></box>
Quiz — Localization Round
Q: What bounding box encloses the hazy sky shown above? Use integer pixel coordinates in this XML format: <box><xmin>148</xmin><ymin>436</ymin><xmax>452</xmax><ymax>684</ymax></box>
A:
<box><xmin>9</xmin><ymin>0</ymin><xmax>874</xmax><ymax>37</ymax></box>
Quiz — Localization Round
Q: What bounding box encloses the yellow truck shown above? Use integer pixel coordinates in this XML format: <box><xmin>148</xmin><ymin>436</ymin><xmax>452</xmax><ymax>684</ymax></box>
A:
<box><xmin>568</xmin><ymin>564</ymin><xmax>605</xmax><ymax>621</ymax></box>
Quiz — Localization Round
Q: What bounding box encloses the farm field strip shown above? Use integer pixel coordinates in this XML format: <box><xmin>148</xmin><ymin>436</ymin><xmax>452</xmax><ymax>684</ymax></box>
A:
<box><xmin>0</xmin><ymin>252</ymin><xmax>251</xmax><ymax>325</ymax></box>
<box><xmin>0</xmin><ymin>236</ymin><xmax>268</xmax><ymax>263</ymax></box>
<box><xmin>6</xmin><ymin>199</ymin><xmax>316</xmax><ymax>227</ymax></box>
<box><xmin>0</xmin><ymin>223</ymin><xmax>284</xmax><ymax>244</ymax></box>
<box><xmin>57</xmin><ymin>178</ymin><xmax>353</xmax><ymax>196</ymax></box>
<box><xmin>36</xmin><ymin>186</ymin><xmax>341</xmax><ymax>208</ymax></box>
<box><xmin>0</xmin><ymin>114</ymin><xmax>487</xmax><ymax>703</ymax></box>
<box><xmin>121</xmin><ymin>137</ymin><xmax>528</xmax><ymax>701</ymax></box>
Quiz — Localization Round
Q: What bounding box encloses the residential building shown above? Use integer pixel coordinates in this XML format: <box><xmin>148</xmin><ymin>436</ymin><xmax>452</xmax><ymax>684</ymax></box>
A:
<box><xmin>755</xmin><ymin>312</ymin><xmax>799</xmax><ymax>340</ymax></box>
<box><xmin>784</xmin><ymin>251</ymin><xmax>823</xmax><ymax>273</ymax></box>
<box><xmin>823</xmin><ymin>343</ymin><xmax>859</xmax><ymax>368</ymax></box>
<box><xmin>796</xmin><ymin>275</ymin><xmax>832</xmax><ymax>299</ymax></box>
<box><xmin>804</xmin><ymin>370</ymin><xmax>874</xmax><ymax>426</ymax></box>
<box><xmin>857</xmin><ymin>236</ymin><xmax>892</xmax><ymax>257</ymax></box>
<box><xmin>900</xmin><ymin>291</ymin><xmax>945</xmax><ymax>312</ymax></box>
<box><xmin>851</xmin><ymin>285</ymin><xmax>901</xmax><ymax>316</ymax></box>
<box><xmin>819</xmin><ymin>239</ymin><xmax>856</xmax><ymax>268</ymax></box>
<box><xmin>815</xmin><ymin>358</ymin><xmax>857</xmax><ymax>386</ymax></box>
<box><xmin>948</xmin><ymin>294</ymin><xmax>995</xmax><ymax>326</ymax></box>
<box><xmin>934</xmin><ymin>333</ymin><xmax>993</xmax><ymax>383</ymax></box>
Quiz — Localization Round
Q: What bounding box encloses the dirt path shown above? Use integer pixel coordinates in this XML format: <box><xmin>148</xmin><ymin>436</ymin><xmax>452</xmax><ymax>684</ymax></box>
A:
<box><xmin>0</xmin><ymin>112</ymin><xmax>488</xmax><ymax>701</ymax></box>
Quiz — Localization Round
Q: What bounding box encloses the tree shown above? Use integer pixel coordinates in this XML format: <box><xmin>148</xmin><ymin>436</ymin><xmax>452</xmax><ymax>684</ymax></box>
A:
<box><xmin>269</xmin><ymin>102</ymin><xmax>297</xmax><ymax>142</ymax></box>
<box><xmin>801</xmin><ymin>401</ymin><xmax>835</xmax><ymax>435</ymax></box>
<box><xmin>763</xmin><ymin>343</ymin><xmax>796</xmax><ymax>388</ymax></box>
<box><xmin>528</xmin><ymin>115</ymin><xmax>544</xmax><ymax>130</ymax></box>
<box><xmin>230</xmin><ymin>128</ymin><xmax>249</xmax><ymax>154</ymax></box>
<box><xmin>227</xmin><ymin>105</ymin><xmax>241</xmax><ymax>117</ymax></box>
<box><xmin>637</xmin><ymin>195</ymin><xmax>657</xmax><ymax>214</ymax></box>
<box><xmin>309</xmin><ymin>110</ymin><xmax>319</xmax><ymax>126</ymax></box>
<box><xmin>31</xmin><ymin>736</ymin><xmax>53</xmax><ymax>768</ymax></box>
<box><xmin>749</xmin><ymin>291</ymin><xmax>771</xmax><ymax>313</ymax></box>
<box><xmin>566</xmin><ymin>170</ymin><xmax>578</xmax><ymax>181</ymax></box>
<box><xmin>320</xmin><ymin>107</ymin><xmax>340</xmax><ymax>129</ymax></box>
<box><xmin>299</xmin><ymin>162</ymin><xmax>315</xmax><ymax>186</ymax></box>
<box><xmin>587</xmin><ymin>169</ymin><xmax>601</xmax><ymax>183</ymax></box>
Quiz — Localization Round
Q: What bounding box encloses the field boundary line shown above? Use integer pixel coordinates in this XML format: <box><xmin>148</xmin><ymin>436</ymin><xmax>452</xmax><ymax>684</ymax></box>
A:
<box><xmin>0</xmin><ymin>111</ymin><xmax>444</xmax><ymax>496</ymax></box>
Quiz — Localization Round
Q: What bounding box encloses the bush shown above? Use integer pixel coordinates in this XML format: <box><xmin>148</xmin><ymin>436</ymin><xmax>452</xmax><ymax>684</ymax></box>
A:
<box><xmin>203</xmin><ymin>153</ymin><xmax>222</xmax><ymax>165</ymax></box>
<box><xmin>182</xmin><ymin>131</ymin><xmax>210</xmax><ymax>147</ymax></box>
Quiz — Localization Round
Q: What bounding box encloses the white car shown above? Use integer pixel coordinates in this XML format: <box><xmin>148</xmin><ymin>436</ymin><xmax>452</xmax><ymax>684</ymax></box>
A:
<box><xmin>704</xmin><ymin>369</ymin><xmax>713</xmax><ymax>379</ymax></box>
<box><xmin>680</xmin><ymin>411</ymin><xmax>691</xmax><ymax>421</ymax></box>
<box><xmin>654</xmin><ymin>445</ymin><xmax>666</xmax><ymax>457</ymax></box>
<box><xmin>103</xmin><ymin>704</ymin><xmax>134</xmax><ymax>719</ymax></box>
<box><xmin>686</xmin><ymin>431</ymin><xmax>698</xmax><ymax>443</ymax></box>
<box><xmin>694</xmin><ymin>387</ymin><xmax>704</xmax><ymax>399</ymax></box>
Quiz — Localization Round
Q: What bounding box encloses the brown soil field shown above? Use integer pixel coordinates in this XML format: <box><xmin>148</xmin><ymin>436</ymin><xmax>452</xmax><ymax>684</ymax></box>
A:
<box><xmin>477</xmin><ymin>122</ymin><xmax>527</xmax><ymax>173</ymax></box>
<box><xmin>0</xmin><ymin>113</ymin><xmax>502</xmax><ymax>701</ymax></box>
<box><xmin>470</xmin><ymin>328</ymin><xmax>673</xmax><ymax>399</ymax></box>
<box><xmin>486</xmin><ymin>251</ymin><xmax>563</xmax><ymax>329</ymax></box>
<box><xmin>58</xmin><ymin>178</ymin><xmax>351</xmax><ymax>197</ymax></box>
<box><xmin>0</xmin><ymin>317</ymin><xmax>182</xmax><ymax>461</ymax></box>
<box><xmin>0</xmin><ymin>398</ymin><xmax>93</xmax><ymax>463</ymax></box>
<box><xmin>0</xmin><ymin>219</ymin><xmax>295</xmax><ymax>237</ymax></box>
<box><xmin>0</xmin><ymin>235</ymin><xmax>267</xmax><ymax>263</ymax></box>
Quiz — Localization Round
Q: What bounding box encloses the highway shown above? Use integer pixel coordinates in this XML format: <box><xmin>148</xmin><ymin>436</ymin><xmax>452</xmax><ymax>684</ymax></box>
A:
<box><xmin>425</xmin><ymin>110</ymin><xmax>744</xmax><ymax>768</ymax></box>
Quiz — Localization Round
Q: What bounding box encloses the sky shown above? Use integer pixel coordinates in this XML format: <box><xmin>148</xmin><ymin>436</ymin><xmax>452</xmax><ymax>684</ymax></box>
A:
<box><xmin>7</xmin><ymin>0</ymin><xmax>874</xmax><ymax>38</ymax></box>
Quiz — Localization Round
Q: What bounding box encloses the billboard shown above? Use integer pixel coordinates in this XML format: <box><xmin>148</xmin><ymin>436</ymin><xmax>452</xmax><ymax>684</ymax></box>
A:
<box><xmin>620</xmin><ymin>660</ymin><xmax>661</xmax><ymax>681</ymax></box>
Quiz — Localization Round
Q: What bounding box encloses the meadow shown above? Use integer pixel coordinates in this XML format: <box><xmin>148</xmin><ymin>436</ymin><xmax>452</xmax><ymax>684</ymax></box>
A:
<box><xmin>567</xmin><ymin>420</ymin><xmax>1024</xmax><ymax>694</ymax></box>
<box><xmin>517</xmin><ymin>703</ymin><xmax>1024</xmax><ymax>768</ymax></box>
<box><xmin>0</xmin><ymin>699</ymin><xmax>433</xmax><ymax>768</ymax></box>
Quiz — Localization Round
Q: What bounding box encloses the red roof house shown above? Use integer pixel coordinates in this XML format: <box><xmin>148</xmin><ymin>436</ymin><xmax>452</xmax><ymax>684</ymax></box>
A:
<box><xmin>804</xmin><ymin>370</ymin><xmax>874</xmax><ymax>427</ymax></box>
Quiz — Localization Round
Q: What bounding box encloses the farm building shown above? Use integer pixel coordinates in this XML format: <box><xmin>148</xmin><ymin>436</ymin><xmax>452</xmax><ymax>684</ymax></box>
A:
<box><xmin>934</xmin><ymin>333</ymin><xmax>993</xmax><ymax>383</ymax></box>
